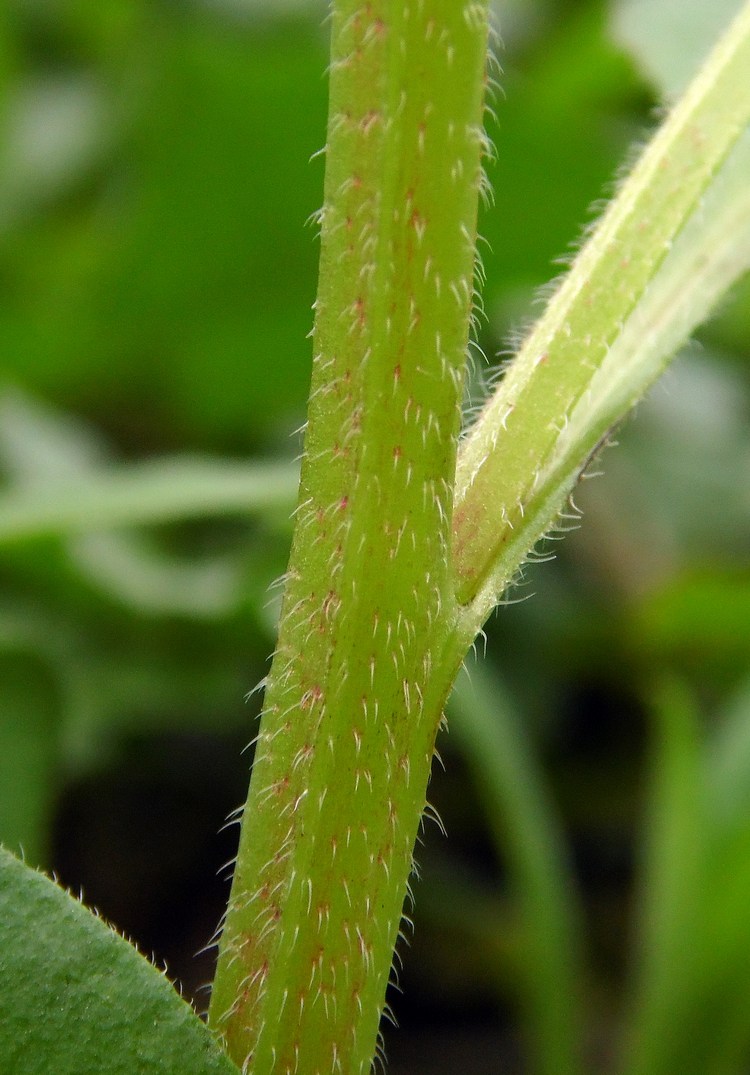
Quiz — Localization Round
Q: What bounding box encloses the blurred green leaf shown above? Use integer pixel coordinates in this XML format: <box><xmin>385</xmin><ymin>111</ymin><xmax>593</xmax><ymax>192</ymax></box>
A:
<box><xmin>481</xmin><ymin>2</ymin><xmax>641</xmax><ymax>327</ymax></box>
<box><xmin>708</xmin><ymin>677</ymin><xmax>750</xmax><ymax>831</ymax></box>
<box><xmin>0</xmin><ymin>456</ymin><xmax>297</xmax><ymax>542</ymax></box>
<box><xmin>620</xmin><ymin>678</ymin><xmax>707</xmax><ymax>1075</ymax></box>
<box><xmin>0</xmin><ymin>650</ymin><xmax>60</xmax><ymax>865</ymax></box>
<box><xmin>612</xmin><ymin>0</ymin><xmax>744</xmax><ymax>97</ymax></box>
<box><xmin>622</xmin><ymin>676</ymin><xmax>750</xmax><ymax>1075</ymax></box>
<box><xmin>449</xmin><ymin>666</ymin><xmax>583</xmax><ymax>1075</ymax></box>
<box><xmin>0</xmin><ymin>391</ymin><xmax>296</xmax><ymax>615</ymax></box>
<box><xmin>633</xmin><ymin>573</ymin><xmax>750</xmax><ymax>679</ymax></box>
<box><xmin>0</xmin><ymin>9</ymin><xmax>329</xmax><ymax>447</ymax></box>
<box><xmin>68</xmin><ymin>531</ymin><xmax>246</xmax><ymax>617</ymax></box>
<box><xmin>0</xmin><ymin>75</ymin><xmax>113</xmax><ymax>230</ymax></box>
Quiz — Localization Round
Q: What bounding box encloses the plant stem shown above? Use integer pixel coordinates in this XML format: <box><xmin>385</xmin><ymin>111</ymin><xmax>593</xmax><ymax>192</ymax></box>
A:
<box><xmin>208</xmin><ymin>1</ymin><xmax>750</xmax><ymax>1070</ymax></box>
<box><xmin>208</xmin><ymin>3</ymin><xmax>490</xmax><ymax>1071</ymax></box>
<box><xmin>452</xmin><ymin>0</ymin><xmax>750</xmax><ymax>643</ymax></box>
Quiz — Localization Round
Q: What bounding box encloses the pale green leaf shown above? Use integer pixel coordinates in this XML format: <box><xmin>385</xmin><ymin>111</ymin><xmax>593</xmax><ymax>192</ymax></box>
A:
<box><xmin>611</xmin><ymin>0</ymin><xmax>743</xmax><ymax>98</ymax></box>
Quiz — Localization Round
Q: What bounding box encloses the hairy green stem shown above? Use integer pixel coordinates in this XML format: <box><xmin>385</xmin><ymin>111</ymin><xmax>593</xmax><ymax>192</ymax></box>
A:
<box><xmin>208</xmin><ymin>2</ymin><xmax>750</xmax><ymax>1071</ymax></box>
<box><xmin>452</xmin><ymin>0</ymin><xmax>750</xmax><ymax>643</ymax></box>
<box><xmin>209</xmin><ymin>3</ymin><xmax>490</xmax><ymax>1071</ymax></box>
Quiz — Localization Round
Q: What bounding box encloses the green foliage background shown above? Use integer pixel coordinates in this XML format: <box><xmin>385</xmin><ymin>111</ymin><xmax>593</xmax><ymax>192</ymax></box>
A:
<box><xmin>1</xmin><ymin>0</ymin><xmax>749</xmax><ymax>1070</ymax></box>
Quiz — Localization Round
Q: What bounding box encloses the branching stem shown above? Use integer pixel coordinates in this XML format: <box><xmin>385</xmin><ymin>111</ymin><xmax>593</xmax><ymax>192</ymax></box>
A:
<box><xmin>209</xmin><ymin>2</ymin><xmax>750</xmax><ymax>1072</ymax></box>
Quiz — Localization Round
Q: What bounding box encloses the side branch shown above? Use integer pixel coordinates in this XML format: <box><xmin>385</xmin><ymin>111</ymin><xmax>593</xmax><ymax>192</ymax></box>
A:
<box><xmin>451</xmin><ymin>0</ymin><xmax>750</xmax><ymax>641</ymax></box>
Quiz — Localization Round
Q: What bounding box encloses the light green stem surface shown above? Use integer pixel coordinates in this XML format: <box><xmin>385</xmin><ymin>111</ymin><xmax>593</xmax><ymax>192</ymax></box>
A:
<box><xmin>209</xmin><ymin>2</ymin><xmax>750</xmax><ymax>1072</ymax></box>
<box><xmin>209</xmin><ymin>3</ymin><xmax>490</xmax><ymax>1071</ymax></box>
<box><xmin>452</xmin><ymin>0</ymin><xmax>750</xmax><ymax>643</ymax></box>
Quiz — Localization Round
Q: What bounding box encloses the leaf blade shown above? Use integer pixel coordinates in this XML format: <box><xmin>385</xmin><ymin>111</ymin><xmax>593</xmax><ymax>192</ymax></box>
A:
<box><xmin>0</xmin><ymin>848</ymin><xmax>238</xmax><ymax>1075</ymax></box>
